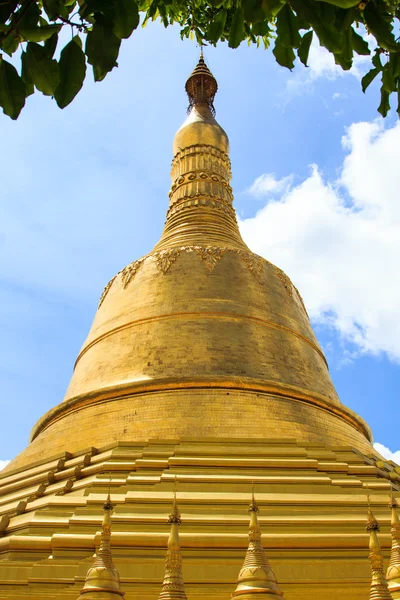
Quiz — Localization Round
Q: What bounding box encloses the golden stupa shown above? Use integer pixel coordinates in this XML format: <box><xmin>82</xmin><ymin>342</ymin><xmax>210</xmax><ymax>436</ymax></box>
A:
<box><xmin>0</xmin><ymin>54</ymin><xmax>399</xmax><ymax>600</ymax></box>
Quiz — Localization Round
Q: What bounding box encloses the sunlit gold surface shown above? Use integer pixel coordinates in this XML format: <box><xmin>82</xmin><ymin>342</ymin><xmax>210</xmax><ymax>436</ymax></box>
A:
<box><xmin>232</xmin><ymin>492</ymin><xmax>285</xmax><ymax>599</ymax></box>
<box><xmin>0</xmin><ymin>55</ymin><xmax>397</xmax><ymax>599</ymax></box>
<box><xmin>366</xmin><ymin>510</ymin><xmax>392</xmax><ymax>599</ymax></box>
<box><xmin>387</xmin><ymin>496</ymin><xmax>400</xmax><ymax>598</ymax></box>
<box><xmin>78</xmin><ymin>496</ymin><xmax>124</xmax><ymax>599</ymax></box>
<box><xmin>158</xmin><ymin>489</ymin><xmax>187</xmax><ymax>600</ymax></box>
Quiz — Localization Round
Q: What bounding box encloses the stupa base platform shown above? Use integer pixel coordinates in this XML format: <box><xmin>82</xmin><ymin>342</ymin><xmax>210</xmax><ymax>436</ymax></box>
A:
<box><xmin>0</xmin><ymin>438</ymin><xmax>398</xmax><ymax>600</ymax></box>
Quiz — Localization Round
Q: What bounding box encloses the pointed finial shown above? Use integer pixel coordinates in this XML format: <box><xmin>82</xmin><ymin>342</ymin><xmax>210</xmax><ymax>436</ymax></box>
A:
<box><xmin>387</xmin><ymin>490</ymin><xmax>400</xmax><ymax>598</ymax></box>
<box><xmin>77</xmin><ymin>490</ymin><xmax>124</xmax><ymax>599</ymax></box>
<box><xmin>249</xmin><ymin>481</ymin><xmax>259</xmax><ymax>513</ymax></box>
<box><xmin>169</xmin><ymin>476</ymin><xmax>182</xmax><ymax>524</ymax></box>
<box><xmin>158</xmin><ymin>481</ymin><xmax>187</xmax><ymax>600</ymax></box>
<box><xmin>232</xmin><ymin>487</ymin><xmax>286</xmax><ymax>599</ymax></box>
<box><xmin>185</xmin><ymin>54</ymin><xmax>218</xmax><ymax>116</ymax></box>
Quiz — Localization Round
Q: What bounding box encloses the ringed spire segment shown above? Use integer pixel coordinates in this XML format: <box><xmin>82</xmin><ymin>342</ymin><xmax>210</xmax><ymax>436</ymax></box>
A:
<box><xmin>185</xmin><ymin>53</ymin><xmax>218</xmax><ymax>116</ymax></box>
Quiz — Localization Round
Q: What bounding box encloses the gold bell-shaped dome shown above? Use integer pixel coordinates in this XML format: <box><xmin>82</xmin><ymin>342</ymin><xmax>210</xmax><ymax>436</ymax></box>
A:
<box><xmin>6</xmin><ymin>53</ymin><xmax>372</xmax><ymax>473</ymax></box>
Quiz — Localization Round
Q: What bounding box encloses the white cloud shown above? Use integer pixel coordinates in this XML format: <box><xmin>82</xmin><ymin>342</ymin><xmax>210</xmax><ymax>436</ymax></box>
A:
<box><xmin>0</xmin><ymin>461</ymin><xmax>10</xmax><ymax>471</ymax></box>
<box><xmin>248</xmin><ymin>174</ymin><xmax>293</xmax><ymax>198</ymax></box>
<box><xmin>373</xmin><ymin>443</ymin><xmax>400</xmax><ymax>465</ymax></box>
<box><xmin>239</xmin><ymin>120</ymin><xmax>400</xmax><ymax>361</ymax></box>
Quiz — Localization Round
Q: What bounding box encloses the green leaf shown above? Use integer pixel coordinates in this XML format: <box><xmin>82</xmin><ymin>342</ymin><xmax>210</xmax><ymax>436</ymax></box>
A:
<box><xmin>363</xmin><ymin>1</ymin><xmax>398</xmax><ymax>52</ymax></box>
<box><xmin>113</xmin><ymin>0</ymin><xmax>139</xmax><ymax>38</ymax></box>
<box><xmin>229</xmin><ymin>5</ymin><xmax>245</xmax><ymax>48</ymax></box>
<box><xmin>43</xmin><ymin>0</ymin><xmax>69</xmax><ymax>20</ymax></box>
<box><xmin>352</xmin><ymin>29</ymin><xmax>370</xmax><ymax>56</ymax></box>
<box><xmin>273</xmin><ymin>38</ymin><xmax>296</xmax><ymax>68</ymax></box>
<box><xmin>19</xmin><ymin>24</ymin><xmax>61</xmax><ymax>42</ymax></box>
<box><xmin>313</xmin><ymin>0</ymin><xmax>359</xmax><ymax>8</ymax></box>
<box><xmin>205</xmin><ymin>8</ymin><xmax>227</xmax><ymax>43</ymax></box>
<box><xmin>18</xmin><ymin>2</ymin><xmax>40</xmax><ymax>29</ymax></box>
<box><xmin>21</xmin><ymin>51</ymin><xmax>35</xmax><ymax>97</ymax></box>
<box><xmin>361</xmin><ymin>66</ymin><xmax>380</xmax><ymax>92</ymax></box>
<box><xmin>1</xmin><ymin>31</ymin><xmax>20</xmax><ymax>55</ymax></box>
<box><xmin>44</xmin><ymin>31</ymin><xmax>58</xmax><ymax>58</ymax></box>
<box><xmin>389</xmin><ymin>51</ymin><xmax>400</xmax><ymax>78</ymax></box>
<box><xmin>334</xmin><ymin>23</ymin><xmax>352</xmax><ymax>70</ymax></box>
<box><xmin>243</xmin><ymin>0</ymin><xmax>265</xmax><ymax>23</ymax></box>
<box><xmin>261</xmin><ymin>0</ymin><xmax>286</xmax><ymax>18</ymax></box>
<box><xmin>297</xmin><ymin>30</ymin><xmax>313</xmax><ymax>66</ymax></box>
<box><xmin>85</xmin><ymin>14</ymin><xmax>121</xmax><ymax>81</ymax></box>
<box><xmin>276</xmin><ymin>4</ymin><xmax>301</xmax><ymax>48</ymax></box>
<box><xmin>291</xmin><ymin>0</ymin><xmax>342</xmax><ymax>54</ymax></box>
<box><xmin>0</xmin><ymin>55</ymin><xmax>26</xmax><ymax>119</ymax></box>
<box><xmin>382</xmin><ymin>61</ymin><xmax>395</xmax><ymax>93</ymax></box>
<box><xmin>55</xmin><ymin>36</ymin><xmax>86</xmax><ymax>108</ymax></box>
<box><xmin>0</xmin><ymin>0</ymin><xmax>13</xmax><ymax>25</ymax></box>
<box><xmin>24</xmin><ymin>41</ymin><xmax>60</xmax><ymax>95</ymax></box>
<box><xmin>252</xmin><ymin>20</ymin><xmax>270</xmax><ymax>36</ymax></box>
<box><xmin>372</xmin><ymin>50</ymin><xmax>383</xmax><ymax>70</ymax></box>
<box><xmin>377</xmin><ymin>86</ymin><xmax>390</xmax><ymax>117</ymax></box>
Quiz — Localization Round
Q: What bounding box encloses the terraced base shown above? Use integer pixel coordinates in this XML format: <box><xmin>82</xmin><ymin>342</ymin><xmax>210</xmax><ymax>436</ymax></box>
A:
<box><xmin>0</xmin><ymin>439</ymin><xmax>398</xmax><ymax>600</ymax></box>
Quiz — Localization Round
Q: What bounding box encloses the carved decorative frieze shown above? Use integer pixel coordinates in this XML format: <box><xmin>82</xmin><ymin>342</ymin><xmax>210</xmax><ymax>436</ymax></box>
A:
<box><xmin>99</xmin><ymin>248</ymin><xmax>314</xmax><ymax>313</ymax></box>
<box><xmin>274</xmin><ymin>266</ymin><xmax>309</xmax><ymax>319</ymax></box>
<box><xmin>237</xmin><ymin>251</ymin><xmax>265</xmax><ymax>281</ymax></box>
<box><xmin>121</xmin><ymin>258</ymin><xmax>145</xmax><ymax>289</ymax></box>
<box><xmin>98</xmin><ymin>276</ymin><xmax>117</xmax><ymax>308</ymax></box>
<box><xmin>167</xmin><ymin>196</ymin><xmax>236</xmax><ymax>219</ymax></box>
<box><xmin>194</xmin><ymin>246</ymin><xmax>226</xmax><ymax>272</ymax></box>
<box><xmin>155</xmin><ymin>248</ymin><xmax>182</xmax><ymax>274</ymax></box>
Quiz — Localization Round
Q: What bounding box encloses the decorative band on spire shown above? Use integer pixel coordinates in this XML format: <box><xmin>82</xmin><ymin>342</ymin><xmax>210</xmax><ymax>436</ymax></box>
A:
<box><xmin>185</xmin><ymin>54</ymin><xmax>218</xmax><ymax>116</ymax></box>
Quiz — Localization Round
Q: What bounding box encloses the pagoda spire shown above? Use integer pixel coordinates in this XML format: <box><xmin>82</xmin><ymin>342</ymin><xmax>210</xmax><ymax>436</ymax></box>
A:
<box><xmin>365</xmin><ymin>498</ymin><xmax>392</xmax><ymax>600</ymax></box>
<box><xmin>158</xmin><ymin>480</ymin><xmax>187</xmax><ymax>600</ymax></box>
<box><xmin>185</xmin><ymin>51</ymin><xmax>218</xmax><ymax>115</ymax></box>
<box><xmin>232</xmin><ymin>487</ymin><xmax>285</xmax><ymax>599</ymax></box>
<box><xmin>387</xmin><ymin>494</ymin><xmax>400</xmax><ymax>599</ymax></box>
<box><xmin>153</xmin><ymin>53</ymin><xmax>248</xmax><ymax>252</ymax></box>
<box><xmin>78</xmin><ymin>494</ymin><xmax>124</xmax><ymax>599</ymax></box>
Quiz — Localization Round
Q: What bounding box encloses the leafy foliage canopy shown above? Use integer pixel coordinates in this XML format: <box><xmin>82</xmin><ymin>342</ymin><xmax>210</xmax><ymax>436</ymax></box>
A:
<box><xmin>0</xmin><ymin>0</ymin><xmax>399</xmax><ymax>118</ymax></box>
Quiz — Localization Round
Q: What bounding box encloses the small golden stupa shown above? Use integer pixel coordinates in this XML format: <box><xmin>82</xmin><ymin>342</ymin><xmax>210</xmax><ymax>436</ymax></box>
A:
<box><xmin>365</xmin><ymin>504</ymin><xmax>392</xmax><ymax>600</ymax></box>
<box><xmin>0</xmin><ymin>54</ymin><xmax>399</xmax><ymax>599</ymax></box>
<box><xmin>387</xmin><ymin>495</ymin><xmax>400</xmax><ymax>598</ymax></box>
<box><xmin>78</xmin><ymin>495</ymin><xmax>125</xmax><ymax>599</ymax></box>
<box><xmin>232</xmin><ymin>488</ymin><xmax>285</xmax><ymax>599</ymax></box>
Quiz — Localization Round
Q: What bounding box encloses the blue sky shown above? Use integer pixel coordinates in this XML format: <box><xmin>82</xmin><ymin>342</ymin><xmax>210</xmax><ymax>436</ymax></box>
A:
<box><xmin>1</xmin><ymin>21</ymin><xmax>399</xmax><ymax>467</ymax></box>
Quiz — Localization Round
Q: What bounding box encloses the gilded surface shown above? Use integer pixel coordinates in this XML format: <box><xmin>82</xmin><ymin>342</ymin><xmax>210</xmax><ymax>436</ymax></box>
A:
<box><xmin>366</xmin><ymin>512</ymin><xmax>393</xmax><ymax>600</ymax></box>
<box><xmin>232</xmin><ymin>492</ymin><xmax>285</xmax><ymax>599</ymax></box>
<box><xmin>158</xmin><ymin>491</ymin><xmax>187</xmax><ymax>600</ymax></box>
<box><xmin>387</xmin><ymin>496</ymin><xmax>400</xmax><ymax>598</ymax></box>
<box><xmin>79</xmin><ymin>497</ymin><xmax>124</xmax><ymax>599</ymax></box>
<box><xmin>0</xmin><ymin>55</ymin><xmax>390</xmax><ymax>600</ymax></box>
